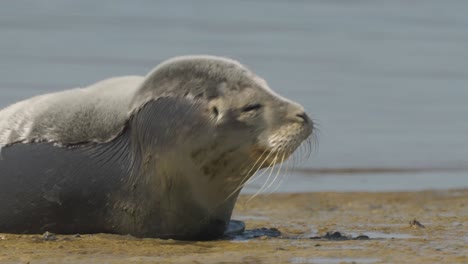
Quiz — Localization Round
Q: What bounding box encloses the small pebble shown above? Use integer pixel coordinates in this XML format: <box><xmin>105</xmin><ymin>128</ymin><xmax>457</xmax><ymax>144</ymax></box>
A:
<box><xmin>42</xmin><ymin>231</ymin><xmax>57</xmax><ymax>241</ymax></box>
<box><xmin>354</xmin><ymin>235</ymin><xmax>370</xmax><ymax>240</ymax></box>
<box><xmin>409</xmin><ymin>219</ymin><xmax>425</xmax><ymax>228</ymax></box>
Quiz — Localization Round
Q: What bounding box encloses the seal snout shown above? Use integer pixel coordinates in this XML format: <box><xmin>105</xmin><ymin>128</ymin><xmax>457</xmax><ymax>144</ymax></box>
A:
<box><xmin>298</xmin><ymin>112</ymin><xmax>314</xmax><ymax>133</ymax></box>
<box><xmin>286</xmin><ymin>103</ymin><xmax>314</xmax><ymax>133</ymax></box>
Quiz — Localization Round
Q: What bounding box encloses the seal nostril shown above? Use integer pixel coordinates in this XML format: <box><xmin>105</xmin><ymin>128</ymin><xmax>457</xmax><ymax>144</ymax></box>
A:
<box><xmin>296</xmin><ymin>112</ymin><xmax>308</xmax><ymax>123</ymax></box>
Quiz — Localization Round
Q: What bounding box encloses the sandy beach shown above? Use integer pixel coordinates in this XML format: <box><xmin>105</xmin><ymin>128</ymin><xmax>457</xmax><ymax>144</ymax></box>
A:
<box><xmin>0</xmin><ymin>189</ymin><xmax>466</xmax><ymax>264</ymax></box>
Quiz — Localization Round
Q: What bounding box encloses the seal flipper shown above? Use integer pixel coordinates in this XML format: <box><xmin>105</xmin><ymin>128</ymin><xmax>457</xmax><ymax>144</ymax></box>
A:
<box><xmin>224</xmin><ymin>220</ymin><xmax>246</xmax><ymax>237</ymax></box>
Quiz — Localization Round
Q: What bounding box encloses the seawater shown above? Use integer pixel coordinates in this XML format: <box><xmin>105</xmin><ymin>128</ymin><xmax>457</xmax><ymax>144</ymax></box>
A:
<box><xmin>1</xmin><ymin>0</ymin><xmax>467</xmax><ymax>191</ymax></box>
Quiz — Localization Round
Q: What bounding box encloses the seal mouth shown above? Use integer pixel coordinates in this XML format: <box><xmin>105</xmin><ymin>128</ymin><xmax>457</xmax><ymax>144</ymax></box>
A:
<box><xmin>248</xmin><ymin>125</ymin><xmax>313</xmax><ymax>169</ymax></box>
<box><xmin>249</xmin><ymin>147</ymin><xmax>291</xmax><ymax>168</ymax></box>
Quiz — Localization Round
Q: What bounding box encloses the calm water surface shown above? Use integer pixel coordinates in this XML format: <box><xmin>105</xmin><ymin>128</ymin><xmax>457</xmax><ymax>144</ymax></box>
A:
<box><xmin>1</xmin><ymin>0</ymin><xmax>467</xmax><ymax>191</ymax></box>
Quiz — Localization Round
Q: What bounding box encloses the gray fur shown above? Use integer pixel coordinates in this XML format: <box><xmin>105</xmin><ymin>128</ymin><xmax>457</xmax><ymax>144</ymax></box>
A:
<box><xmin>0</xmin><ymin>55</ymin><xmax>313</xmax><ymax>240</ymax></box>
<box><xmin>0</xmin><ymin>56</ymin><xmax>254</xmax><ymax>147</ymax></box>
<box><xmin>0</xmin><ymin>76</ymin><xmax>142</xmax><ymax>146</ymax></box>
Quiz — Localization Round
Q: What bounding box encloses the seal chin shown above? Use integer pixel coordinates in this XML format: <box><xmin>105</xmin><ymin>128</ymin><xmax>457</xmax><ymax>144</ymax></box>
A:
<box><xmin>249</xmin><ymin>147</ymin><xmax>276</xmax><ymax>167</ymax></box>
<box><xmin>250</xmin><ymin>129</ymin><xmax>313</xmax><ymax>168</ymax></box>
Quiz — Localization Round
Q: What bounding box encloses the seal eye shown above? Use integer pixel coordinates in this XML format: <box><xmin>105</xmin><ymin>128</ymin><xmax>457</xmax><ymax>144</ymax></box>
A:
<box><xmin>241</xmin><ymin>104</ymin><xmax>263</xmax><ymax>113</ymax></box>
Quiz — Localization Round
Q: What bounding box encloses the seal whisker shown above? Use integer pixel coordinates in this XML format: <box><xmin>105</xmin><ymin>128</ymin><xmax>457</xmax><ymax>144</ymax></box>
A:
<box><xmin>247</xmin><ymin>151</ymin><xmax>280</xmax><ymax>202</ymax></box>
<box><xmin>297</xmin><ymin>135</ymin><xmax>313</xmax><ymax>163</ymax></box>
<box><xmin>222</xmin><ymin>148</ymin><xmax>270</xmax><ymax>203</ymax></box>
<box><xmin>299</xmin><ymin>142</ymin><xmax>307</xmax><ymax>161</ymax></box>
<box><xmin>203</xmin><ymin>150</ymin><xmax>278</xmax><ymax>228</ymax></box>
<box><xmin>244</xmin><ymin>148</ymin><xmax>277</xmax><ymax>185</ymax></box>
<box><xmin>304</xmin><ymin>137</ymin><xmax>313</xmax><ymax>160</ymax></box>
<box><xmin>243</xmin><ymin>148</ymin><xmax>270</xmax><ymax>184</ymax></box>
<box><xmin>274</xmin><ymin>152</ymin><xmax>289</xmax><ymax>193</ymax></box>
<box><xmin>245</xmin><ymin>151</ymin><xmax>276</xmax><ymax>188</ymax></box>
<box><xmin>272</xmin><ymin>152</ymin><xmax>291</xmax><ymax>193</ymax></box>
<box><xmin>311</xmin><ymin>123</ymin><xmax>320</xmax><ymax>153</ymax></box>
<box><xmin>258</xmin><ymin>151</ymin><xmax>280</xmax><ymax>192</ymax></box>
<box><xmin>290</xmin><ymin>150</ymin><xmax>301</xmax><ymax>175</ymax></box>
<box><xmin>265</xmin><ymin>152</ymin><xmax>286</xmax><ymax>194</ymax></box>
<box><xmin>198</xmin><ymin>151</ymin><xmax>275</xmax><ymax>230</ymax></box>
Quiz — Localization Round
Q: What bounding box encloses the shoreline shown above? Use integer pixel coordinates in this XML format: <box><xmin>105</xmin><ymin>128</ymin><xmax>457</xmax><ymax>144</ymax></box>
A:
<box><xmin>242</xmin><ymin>171</ymin><xmax>468</xmax><ymax>193</ymax></box>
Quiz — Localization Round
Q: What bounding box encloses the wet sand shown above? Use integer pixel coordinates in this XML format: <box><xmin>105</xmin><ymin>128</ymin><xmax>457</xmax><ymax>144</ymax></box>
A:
<box><xmin>0</xmin><ymin>189</ymin><xmax>466</xmax><ymax>264</ymax></box>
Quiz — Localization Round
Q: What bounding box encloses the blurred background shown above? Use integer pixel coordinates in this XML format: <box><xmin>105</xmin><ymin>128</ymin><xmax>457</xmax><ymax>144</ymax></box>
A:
<box><xmin>1</xmin><ymin>0</ymin><xmax>467</xmax><ymax>192</ymax></box>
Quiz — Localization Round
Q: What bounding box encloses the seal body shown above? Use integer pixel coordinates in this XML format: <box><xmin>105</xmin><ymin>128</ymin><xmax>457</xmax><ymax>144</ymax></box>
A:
<box><xmin>0</xmin><ymin>56</ymin><xmax>313</xmax><ymax>240</ymax></box>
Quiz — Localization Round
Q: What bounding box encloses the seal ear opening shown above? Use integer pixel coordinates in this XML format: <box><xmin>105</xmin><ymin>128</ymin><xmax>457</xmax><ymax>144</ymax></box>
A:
<box><xmin>211</xmin><ymin>106</ymin><xmax>219</xmax><ymax>118</ymax></box>
<box><xmin>207</xmin><ymin>99</ymin><xmax>223</xmax><ymax>122</ymax></box>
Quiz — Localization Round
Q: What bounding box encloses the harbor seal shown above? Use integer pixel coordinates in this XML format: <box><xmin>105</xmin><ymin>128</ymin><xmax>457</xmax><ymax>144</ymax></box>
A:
<box><xmin>0</xmin><ymin>55</ymin><xmax>313</xmax><ymax>240</ymax></box>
